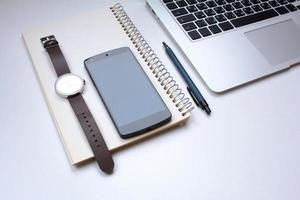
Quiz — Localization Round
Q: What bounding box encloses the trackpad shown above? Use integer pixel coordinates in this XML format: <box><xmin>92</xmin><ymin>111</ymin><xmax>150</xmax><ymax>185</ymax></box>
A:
<box><xmin>245</xmin><ymin>20</ymin><xmax>300</xmax><ymax>66</ymax></box>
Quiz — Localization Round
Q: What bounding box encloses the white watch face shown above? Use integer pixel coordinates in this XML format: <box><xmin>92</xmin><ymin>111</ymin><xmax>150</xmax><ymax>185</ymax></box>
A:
<box><xmin>55</xmin><ymin>73</ymin><xmax>85</xmax><ymax>98</ymax></box>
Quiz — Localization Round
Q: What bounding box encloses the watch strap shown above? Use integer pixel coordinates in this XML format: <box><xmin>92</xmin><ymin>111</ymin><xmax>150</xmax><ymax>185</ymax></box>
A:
<box><xmin>41</xmin><ymin>35</ymin><xmax>114</xmax><ymax>174</ymax></box>
<box><xmin>68</xmin><ymin>95</ymin><xmax>114</xmax><ymax>174</ymax></box>
<box><xmin>41</xmin><ymin>35</ymin><xmax>70</xmax><ymax>76</ymax></box>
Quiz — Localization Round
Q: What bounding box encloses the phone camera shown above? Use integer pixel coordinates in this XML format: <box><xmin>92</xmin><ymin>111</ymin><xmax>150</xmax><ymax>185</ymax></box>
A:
<box><xmin>106</xmin><ymin>54</ymin><xmax>109</xmax><ymax>56</ymax></box>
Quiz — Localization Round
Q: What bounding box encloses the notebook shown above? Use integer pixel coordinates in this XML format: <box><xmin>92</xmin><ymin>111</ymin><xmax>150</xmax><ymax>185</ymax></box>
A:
<box><xmin>22</xmin><ymin>3</ymin><xmax>193</xmax><ymax>165</ymax></box>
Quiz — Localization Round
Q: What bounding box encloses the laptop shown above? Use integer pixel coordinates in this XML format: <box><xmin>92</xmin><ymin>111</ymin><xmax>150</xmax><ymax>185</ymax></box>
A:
<box><xmin>146</xmin><ymin>0</ymin><xmax>300</xmax><ymax>92</ymax></box>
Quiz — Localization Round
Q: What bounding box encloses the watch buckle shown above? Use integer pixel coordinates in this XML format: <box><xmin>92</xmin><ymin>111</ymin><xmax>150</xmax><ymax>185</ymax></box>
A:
<box><xmin>40</xmin><ymin>35</ymin><xmax>59</xmax><ymax>48</ymax></box>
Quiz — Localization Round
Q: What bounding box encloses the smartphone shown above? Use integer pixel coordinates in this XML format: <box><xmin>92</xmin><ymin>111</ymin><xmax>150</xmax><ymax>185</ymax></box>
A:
<box><xmin>84</xmin><ymin>47</ymin><xmax>171</xmax><ymax>139</ymax></box>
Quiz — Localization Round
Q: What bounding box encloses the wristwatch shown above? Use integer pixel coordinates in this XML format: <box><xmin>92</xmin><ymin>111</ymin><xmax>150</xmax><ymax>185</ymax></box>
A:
<box><xmin>41</xmin><ymin>35</ymin><xmax>114</xmax><ymax>174</ymax></box>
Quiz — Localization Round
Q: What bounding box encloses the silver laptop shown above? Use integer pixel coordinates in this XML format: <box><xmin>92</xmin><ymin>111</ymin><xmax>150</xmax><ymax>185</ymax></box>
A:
<box><xmin>146</xmin><ymin>0</ymin><xmax>300</xmax><ymax>92</ymax></box>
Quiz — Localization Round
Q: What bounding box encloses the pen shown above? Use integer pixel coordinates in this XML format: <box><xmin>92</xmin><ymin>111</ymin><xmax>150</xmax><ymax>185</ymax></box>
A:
<box><xmin>162</xmin><ymin>42</ymin><xmax>211</xmax><ymax>115</ymax></box>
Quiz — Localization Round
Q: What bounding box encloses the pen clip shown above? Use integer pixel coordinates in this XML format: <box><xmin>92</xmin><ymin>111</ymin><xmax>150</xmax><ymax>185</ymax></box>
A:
<box><xmin>187</xmin><ymin>87</ymin><xmax>200</xmax><ymax>107</ymax></box>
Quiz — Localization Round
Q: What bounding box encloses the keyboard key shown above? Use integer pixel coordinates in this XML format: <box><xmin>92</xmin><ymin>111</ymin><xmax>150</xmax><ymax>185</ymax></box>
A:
<box><xmin>205</xmin><ymin>16</ymin><xmax>218</xmax><ymax>24</ymax></box>
<box><xmin>196</xmin><ymin>3</ymin><xmax>208</xmax><ymax>10</ymax></box>
<box><xmin>269</xmin><ymin>0</ymin><xmax>280</xmax><ymax>7</ymax></box>
<box><xmin>163</xmin><ymin>0</ymin><xmax>173</xmax><ymax>3</ymax></box>
<box><xmin>208</xmin><ymin>24</ymin><xmax>222</xmax><ymax>33</ymax></box>
<box><xmin>183</xmin><ymin>22</ymin><xmax>198</xmax><ymax>31</ymax></box>
<box><xmin>172</xmin><ymin>8</ymin><xmax>188</xmax><ymax>16</ymax></box>
<box><xmin>215</xmin><ymin>14</ymin><xmax>227</xmax><ymax>22</ymax></box>
<box><xmin>186</xmin><ymin>0</ymin><xmax>198</xmax><ymax>4</ymax></box>
<box><xmin>234</xmin><ymin>9</ymin><xmax>246</xmax><ymax>17</ymax></box>
<box><xmin>166</xmin><ymin>2</ymin><xmax>178</xmax><ymax>10</ymax></box>
<box><xmin>198</xmin><ymin>27</ymin><xmax>212</xmax><ymax>36</ymax></box>
<box><xmin>225</xmin><ymin>11</ymin><xmax>236</xmax><ymax>19</ymax></box>
<box><xmin>260</xmin><ymin>2</ymin><xmax>271</xmax><ymax>9</ymax></box>
<box><xmin>243</xmin><ymin>7</ymin><xmax>255</xmax><ymax>14</ymax></box>
<box><xmin>226</xmin><ymin>0</ymin><xmax>235</xmax><ymax>3</ymax></box>
<box><xmin>195</xmin><ymin>19</ymin><xmax>208</xmax><ymax>27</ymax></box>
<box><xmin>188</xmin><ymin>30</ymin><xmax>201</xmax><ymax>40</ymax></box>
<box><xmin>205</xmin><ymin>9</ymin><xmax>216</xmax><ymax>16</ymax></box>
<box><xmin>277</xmin><ymin>0</ymin><xmax>288</xmax><ymax>5</ymax></box>
<box><xmin>286</xmin><ymin>4</ymin><xmax>297</xmax><ymax>12</ymax></box>
<box><xmin>194</xmin><ymin>11</ymin><xmax>206</xmax><ymax>19</ymax></box>
<box><xmin>241</xmin><ymin>0</ymin><xmax>253</xmax><ymax>7</ymax></box>
<box><xmin>218</xmin><ymin>21</ymin><xmax>234</xmax><ymax>31</ymax></box>
<box><xmin>206</xmin><ymin>1</ymin><xmax>218</xmax><ymax>8</ymax></box>
<box><xmin>176</xmin><ymin>0</ymin><xmax>188</xmax><ymax>7</ymax></box>
<box><xmin>195</xmin><ymin>11</ymin><xmax>207</xmax><ymax>18</ymax></box>
<box><xmin>214</xmin><ymin>6</ymin><xmax>226</xmax><ymax>13</ymax></box>
<box><xmin>232</xmin><ymin>2</ymin><xmax>244</xmax><ymax>9</ymax></box>
<box><xmin>251</xmin><ymin>4</ymin><xmax>263</xmax><ymax>12</ymax></box>
<box><xmin>215</xmin><ymin>0</ymin><xmax>227</xmax><ymax>5</ymax></box>
<box><xmin>250</xmin><ymin>0</ymin><xmax>261</xmax><ymax>4</ymax></box>
<box><xmin>231</xmin><ymin>9</ymin><xmax>278</xmax><ymax>27</ymax></box>
<box><xmin>187</xmin><ymin>5</ymin><xmax>199</xmax><ymax>12</ymax></box>
<box><xmin>177</xmin><ymin>14</ymin><xmax>196</xmax><ymax>23</ymax></box>
<box><xmin>223</xmin><ymin>4</ymin><xmax>235</xmax><ymax>11</ymax></box>
<box><xmin>275</xmin><ymin>6</ymin><xmax>289</xmax><ymax>14</ymax></box>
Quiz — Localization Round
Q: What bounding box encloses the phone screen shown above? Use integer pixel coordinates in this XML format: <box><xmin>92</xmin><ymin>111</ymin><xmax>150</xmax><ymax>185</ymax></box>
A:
<box><xmin>85</xmin><ymin>47</ymin><xmax>171</xmax><ymax>138</ymax></box>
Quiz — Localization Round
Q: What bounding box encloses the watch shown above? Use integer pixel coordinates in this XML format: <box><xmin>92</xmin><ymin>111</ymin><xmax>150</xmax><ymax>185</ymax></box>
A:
<box><xmin>41</xmin><ymin>35</ymin><xmax>114</xmax><ymax>174</ymax></box>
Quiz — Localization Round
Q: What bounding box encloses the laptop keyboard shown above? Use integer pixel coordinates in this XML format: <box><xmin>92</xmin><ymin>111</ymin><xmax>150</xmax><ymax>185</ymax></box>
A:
<box><xmin>162</xmin><ymin>0</ymin><xmax>299</xmax><ymax>40</ymax></box>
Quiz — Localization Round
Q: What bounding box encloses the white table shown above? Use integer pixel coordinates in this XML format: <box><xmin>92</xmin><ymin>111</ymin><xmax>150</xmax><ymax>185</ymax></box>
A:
<box><xmin>1</xmin><ymin>0</ymin><xmax>299</xmax><ymax>199</ymax></box>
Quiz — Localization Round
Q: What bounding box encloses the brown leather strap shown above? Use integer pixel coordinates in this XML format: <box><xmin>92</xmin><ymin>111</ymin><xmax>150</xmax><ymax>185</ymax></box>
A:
<box><xmin>68</xmin><ymin>95</ymin><xmax>114</xmax><ymax>174</ymax></box>
<box><xmin>46</xmin><ymin>45</ymin><xmax>71</xmax><ymax>76</ymax></box>
<box><xmin>41</xmin><ymin>35</ymin><xmax>114</xmax><ymax>174</ymax></box>
<box><xmin>41</xmin><ymin>35</ymin><xmax>70</xmax><ymax>76</ymax></box>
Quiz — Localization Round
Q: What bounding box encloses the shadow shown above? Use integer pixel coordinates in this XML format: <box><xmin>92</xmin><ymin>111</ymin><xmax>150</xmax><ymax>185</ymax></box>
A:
<box><xmin>74</xmin><ymin>121</ymin><xmax>189</xmax><ymax>171</ymax></box>
<box><xmin>110</xmin><ymin>121</ymin><xmax>189</xmax><ymax>154</ymax></box>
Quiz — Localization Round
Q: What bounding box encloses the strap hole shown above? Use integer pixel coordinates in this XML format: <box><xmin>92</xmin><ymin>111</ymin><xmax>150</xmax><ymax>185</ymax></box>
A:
<box><xmin>81</xmin><ymin>112</ymin><xmax>85</xmax><ymax>115</ymax></box>
<box><xmin>92</xmin><ymin>134</ymin><xmax>95</xmax><ymax>137</ymax></box>
<box><xmin>90</xmin><ymin>129</ymin><xmax>93</xmax><ymax>132</ymax></box>
<box><xmin>97</xmin><ymin>145</ymin><xmax>100</xmax><ymax>148</ymax></box>
<box><xmin>85</xmin><ymin>120</ymin><xmax>89</xmax><ymax>123</ymax></box>
<box><xmin>88</xmin><ymin>124</ymin><xmax>91</xmax><ymax>127</ymax></box>
<box><xmin>94</xmin><ymin>139</ymin><xmax>98</xmax><ymax>142</ymax></box>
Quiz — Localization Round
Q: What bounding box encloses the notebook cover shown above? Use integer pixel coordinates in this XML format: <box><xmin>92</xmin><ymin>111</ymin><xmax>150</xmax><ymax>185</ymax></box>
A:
<box><xmin>22</xmin><ymin>6</ymin><xmax>191</xmax><ymax>165</ymax></box>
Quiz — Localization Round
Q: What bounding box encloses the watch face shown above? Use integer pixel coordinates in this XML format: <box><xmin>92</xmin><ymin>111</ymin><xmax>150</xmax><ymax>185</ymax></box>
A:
<box><xmin>55</xmin><ymin>73</ymin><xmax>85</xmax><ymax>98</ymax></box>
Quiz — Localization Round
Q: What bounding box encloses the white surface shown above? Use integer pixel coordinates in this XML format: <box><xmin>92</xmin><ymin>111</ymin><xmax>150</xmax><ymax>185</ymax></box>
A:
<box><xmin>0</xmin><ymin>0</ymin><xmax>299</xmax><ymax>200</ymax></box>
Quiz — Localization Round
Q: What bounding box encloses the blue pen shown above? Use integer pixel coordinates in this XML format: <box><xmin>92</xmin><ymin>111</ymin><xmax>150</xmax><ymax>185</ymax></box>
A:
<box><xmin>162</xmin><ymin>42</ymin><xmax>211</xmax><ymax>115</ymax></box>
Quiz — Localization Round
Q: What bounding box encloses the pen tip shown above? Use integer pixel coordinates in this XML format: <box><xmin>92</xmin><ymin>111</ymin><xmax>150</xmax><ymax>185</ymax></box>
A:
<box><xmin>162</xmin><ymin>42</ymin><xmax>169</xmax><ymax>49</ymax></box>
<box><xmin>204</xmin><ymin>106</ymin><xmax>211</xmax><ymax>115</ymax></box>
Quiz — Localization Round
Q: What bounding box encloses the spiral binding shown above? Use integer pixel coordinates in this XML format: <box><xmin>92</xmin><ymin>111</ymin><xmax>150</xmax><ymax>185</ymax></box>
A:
<box><xmin>110</xmin><ymin>3</ymin><xmax>194</xmax><ymax>116</ymax></box>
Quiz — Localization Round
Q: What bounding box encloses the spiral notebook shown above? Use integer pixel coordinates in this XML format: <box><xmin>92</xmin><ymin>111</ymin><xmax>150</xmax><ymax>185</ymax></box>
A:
<box><xmin>22</xmin><ymin>3</ymin><xmax>193</xmax><ymax>165</ymax></box>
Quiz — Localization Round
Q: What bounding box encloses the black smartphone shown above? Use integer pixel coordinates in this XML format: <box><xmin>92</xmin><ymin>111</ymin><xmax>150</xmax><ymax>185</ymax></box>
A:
<box><xmin>84</xmin><ymin>47</ymin><xmax>171</xmax><ymax>139</ymax></box>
